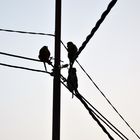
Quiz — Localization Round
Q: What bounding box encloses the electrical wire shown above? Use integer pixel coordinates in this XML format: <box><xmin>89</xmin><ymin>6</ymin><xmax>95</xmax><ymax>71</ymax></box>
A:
<box><xmin>74</xmin><ymin>0</ymin><xmax>117</xmax><ymax>60</ymax></box>
<box><xmin>0</xmin><ymin>60</ymin><xmax>126</xmax><ymax>139</ymax></box>
<box><xmin>0</xmin><ymin>62</ymin><xmax>52</xmax><ymax>75</ymax></box>
<box><xmin>0</xmin><ymin>51</ymin><xmax>40</xmax><ymax>62</ymax></box>
<box><xmin>0</xmin><ymin>28</ymin><xmax>54</xmax><ymax>36</ymax></box>
<box><xmin>78</xmin><ymin>91</ymin><xmax>129</xmax><ymax>140</ymax></box>
<box><xmin>0</xmin><ymin>8</ymin><xmax>139</xmax><ymax>136</ymax></box>
<box><xmin>59</xmin><ymin>73</ymin><xmax>128</xmax><ymax>140</ymax></box>
<box><xmin>76</xmin><ymin>61</ymin><xmax>140</xmax><ymax>139</ymax></box>
<box><xmin>0</xmin><ymin>6</ymin><xmax>136</xmax><ymax>136</ymax></box>
<box><xmin>1</xmin><ymin>47</ymin><xmax>139</xmax><ymax>139</ymax></box>
<box><xmin>60</xmin><ymin>80</ymin><xmax>128</xmax><ymax>140</ymax></box>
<box><xmin>76</xmin><ymin>93</ymin><xmax>114</xmax><ymax>140</ymax></box>
<box><xmin>60</xmin><ymin>40</ymin><xmax>140</xmax><ymax>139</ymax></box>
<box><xmin>0</xmin><ymin>54</ymin><xmax>129</xmax><ymax>139</ymax></box>
<box><xmin>0</xmin><ymin>0</ymin><xmax>136</xmax><ymax>139</ymax></box>
<box><xmin>1</xmin><ymin>43</ymin><xmax>139</xmax><ymax>139</ymax></box>
<box><xmin>59</xmin><ymin>22</ymin><xmax>140</xmax><ymax>139</ymax></box>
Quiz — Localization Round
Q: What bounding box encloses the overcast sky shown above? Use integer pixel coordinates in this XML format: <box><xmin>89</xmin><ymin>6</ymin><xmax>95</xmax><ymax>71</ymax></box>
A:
<box><xmin>0</xmin><ymin>0</ymin><xmax>140</xmax><ymax>140</ymax></box>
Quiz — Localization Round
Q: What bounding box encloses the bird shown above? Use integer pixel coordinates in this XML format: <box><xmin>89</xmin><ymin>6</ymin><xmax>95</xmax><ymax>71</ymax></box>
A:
<box><xmin>67</xmin><ymin>42</ymin><xmax>78</xmax><ymax>68</ymax></box>
<box><xmin>38</xmin><ymin>46</ymin><xmax>52</xmax><ymax>71</ymax></box>
<box><xmin>67</xmin><ymin>67</ymin><xmax>78</xmax><ymax>98</ymax></box>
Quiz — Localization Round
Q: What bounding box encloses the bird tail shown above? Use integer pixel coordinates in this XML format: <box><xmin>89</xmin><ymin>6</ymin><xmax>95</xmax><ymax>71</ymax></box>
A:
<box><xmin>43</xmin><ymin>62</ymin><xmax>47</xmax><ymax>72</ymax></box>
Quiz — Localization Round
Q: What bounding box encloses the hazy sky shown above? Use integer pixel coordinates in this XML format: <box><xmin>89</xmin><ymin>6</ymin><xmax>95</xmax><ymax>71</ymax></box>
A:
<box><xmin>0</xmin><ymin>0</ymin><xmax>140</xmax><ymax>140</ymax></box>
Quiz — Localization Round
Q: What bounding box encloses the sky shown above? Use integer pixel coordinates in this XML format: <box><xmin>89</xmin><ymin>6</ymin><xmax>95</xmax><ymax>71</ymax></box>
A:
<box><xmin>0</xmin><ymin>0</ymin><xmax>140</xmax><ymax>140</ymax></box>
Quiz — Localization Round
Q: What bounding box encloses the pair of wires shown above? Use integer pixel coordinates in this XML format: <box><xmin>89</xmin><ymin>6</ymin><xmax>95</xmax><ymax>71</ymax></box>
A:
<box><xmin>60</xmin><ymin>75</ymin><xmax>129</xmax><ymax>140</ymax></box>
<box><xmin>0</xmin><ymin>51</ymin><xmax>129</xmax><ymax>140</ymax></box>
<box><xmin>0</xmin><ymin>51</ymin><xmax>51</xmax><ymax>74</ymax></box>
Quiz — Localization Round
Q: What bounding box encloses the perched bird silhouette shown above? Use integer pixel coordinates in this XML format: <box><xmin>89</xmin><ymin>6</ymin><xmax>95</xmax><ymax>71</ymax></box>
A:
<box><xmin>67</xmin><ymin>67</ymin><xmax>78</xmax><ymax>98</ymax></box>
<box><xmin>67</xmin><ymin>42</ymin><xmax>78</xmax><ymax>68</ymax></box>
<box><xmin>38</xmin><ymin>46</ymin><xmax>52</xmax><ymax>71</ymax></box>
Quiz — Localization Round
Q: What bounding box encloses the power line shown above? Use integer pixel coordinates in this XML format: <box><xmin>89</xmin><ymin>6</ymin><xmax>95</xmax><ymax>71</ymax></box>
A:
<box><xmin>76</xmin><ymin>61</ymin><xmax>140</xmax><ymax>139</ymax></box>
<box><xmin>0</xmin><ymin>51</ymin><xmax>40</xmax><ymax>62</ymax></box>
<box><xmin>0</xmin><ymin>62</ymin><xmax>52</xmax><ymax>75</ymax></box>
<box><xmin>0</xmin><ymin>27</ymin><xmax>139</xmax><ymax>138</ymax></box>
<box><xmin>57</xmin><ymin>42</ymin><xmax>129</xmax><ymax>139</ymax></box>
<box><xmin>1</xmin><ymin>46</ymin><xmax>139</xmax><ymax>139</ymax></box>
<box><xmin>0</xmin><ymin>53</ymin><xmax>114</xmax><ymax>138</ymax></box>
<box><xmin>90</xmin><ymin>107</ymin><xmax>127</xmax><ymax>140</ymax></box>
<box><xmin>0</xmin><ymin>1</ymin><xmax>136</xmax><ymax>139</ymax></box>
<box><xmin>0</xmin><ymin>18</ymin><xmax>136</xmax><ymax>139</ymax></box>
<box><xmin>60</xmin><ymin>40</ymin><xmax>140</xmax><ymax>139</ymax></box>
<box><xmin>76</xmin><ymin>93</ymin><xmax>114</xmax><ymax>140</ymax></box>
<box><xmin>0</xmin><ymin>28</ymin><xmax>54</xmax><ymax>36</ymax></box>
<box><xmin>60</xmin><ymin>38</ymin><xmax>122</xmax><ymax>121</ymax></box>
<box><xmin>0</xmin><ymin>7</ymin><xmax>135</xmax><ymax>139</ymax></box>
<box><xmin>0</xmin><ymin>50</ymin><xmax>129</xmax><ymax>139</ymax></box>
<box><xmin>60</xmin><ymin>82</ymin><xmax>115</xmax><ymax>140</ymax></box>
<box><xmin>0</xmin><ymin>60</ymin><xmax>125</xmax><ymax>139</ymax></box>
<box><xmin>59</xmin><ymin>73</ymin><xmax>128</xmax><ymax>140</ymax></box>
<box><xmin>79</xmin><ymin>91</ymin><xmax>129</xmax><ymax>140</ymax></box>
<box><xmin>75</xmin><ymin>0</ymin><xmax>117</xmax><ymax>60</ymax></box>
<box><xmin>1</xmin><ymin>47</ymin><xmax>139</xmax><ymax>139</ymax></box>
<box><xmin>59</xmin><ymin>23</ymin><xmax>140</xmax><ymax>139</ymax></box>
<box><xmin>0</xmin><ymin>57</ymin><xmax>129</xmax><ymax>139</ymax></box>
<box><xmin>60</xmin><ymin>80</ymin><xmax>128</xmax><ymax>140</ymax></box>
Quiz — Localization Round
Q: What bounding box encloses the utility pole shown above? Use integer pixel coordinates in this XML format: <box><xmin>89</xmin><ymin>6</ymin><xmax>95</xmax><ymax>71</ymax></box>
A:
<box><xmin>52</xmin><ymin>0</ymin><xmax>61</xmax><ymax>140</ymax></box>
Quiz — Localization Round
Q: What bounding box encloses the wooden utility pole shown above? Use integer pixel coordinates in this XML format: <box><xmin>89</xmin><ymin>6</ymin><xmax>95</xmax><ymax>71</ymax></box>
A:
<box><xmin>52</xmin><ymin>0</ymin><xmax>61</xmax><ymax>140</ymax></box>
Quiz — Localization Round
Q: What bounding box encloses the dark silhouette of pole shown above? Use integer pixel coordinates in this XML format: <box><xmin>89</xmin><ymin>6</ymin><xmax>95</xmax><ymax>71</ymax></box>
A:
<box><xmin>52</xmin><ymin>0</ymin><xmax>61</xmax><ymax>140</ymax></box>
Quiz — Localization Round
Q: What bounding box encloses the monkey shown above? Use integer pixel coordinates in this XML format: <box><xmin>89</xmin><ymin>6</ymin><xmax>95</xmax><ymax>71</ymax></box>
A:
<box><xmin>67</xmin><ymin>67</ymin><xmax>78</xmax><ymax>98</ymax></box>
<box><xmin>67</xmin><ymin>42</ymin><xmax>78</xmax><ymax>68</ymax></box>
<box><xmin>38</xmin><ymin>46</ymin><xmax>52</xmax><ymax>71</ymax></box>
